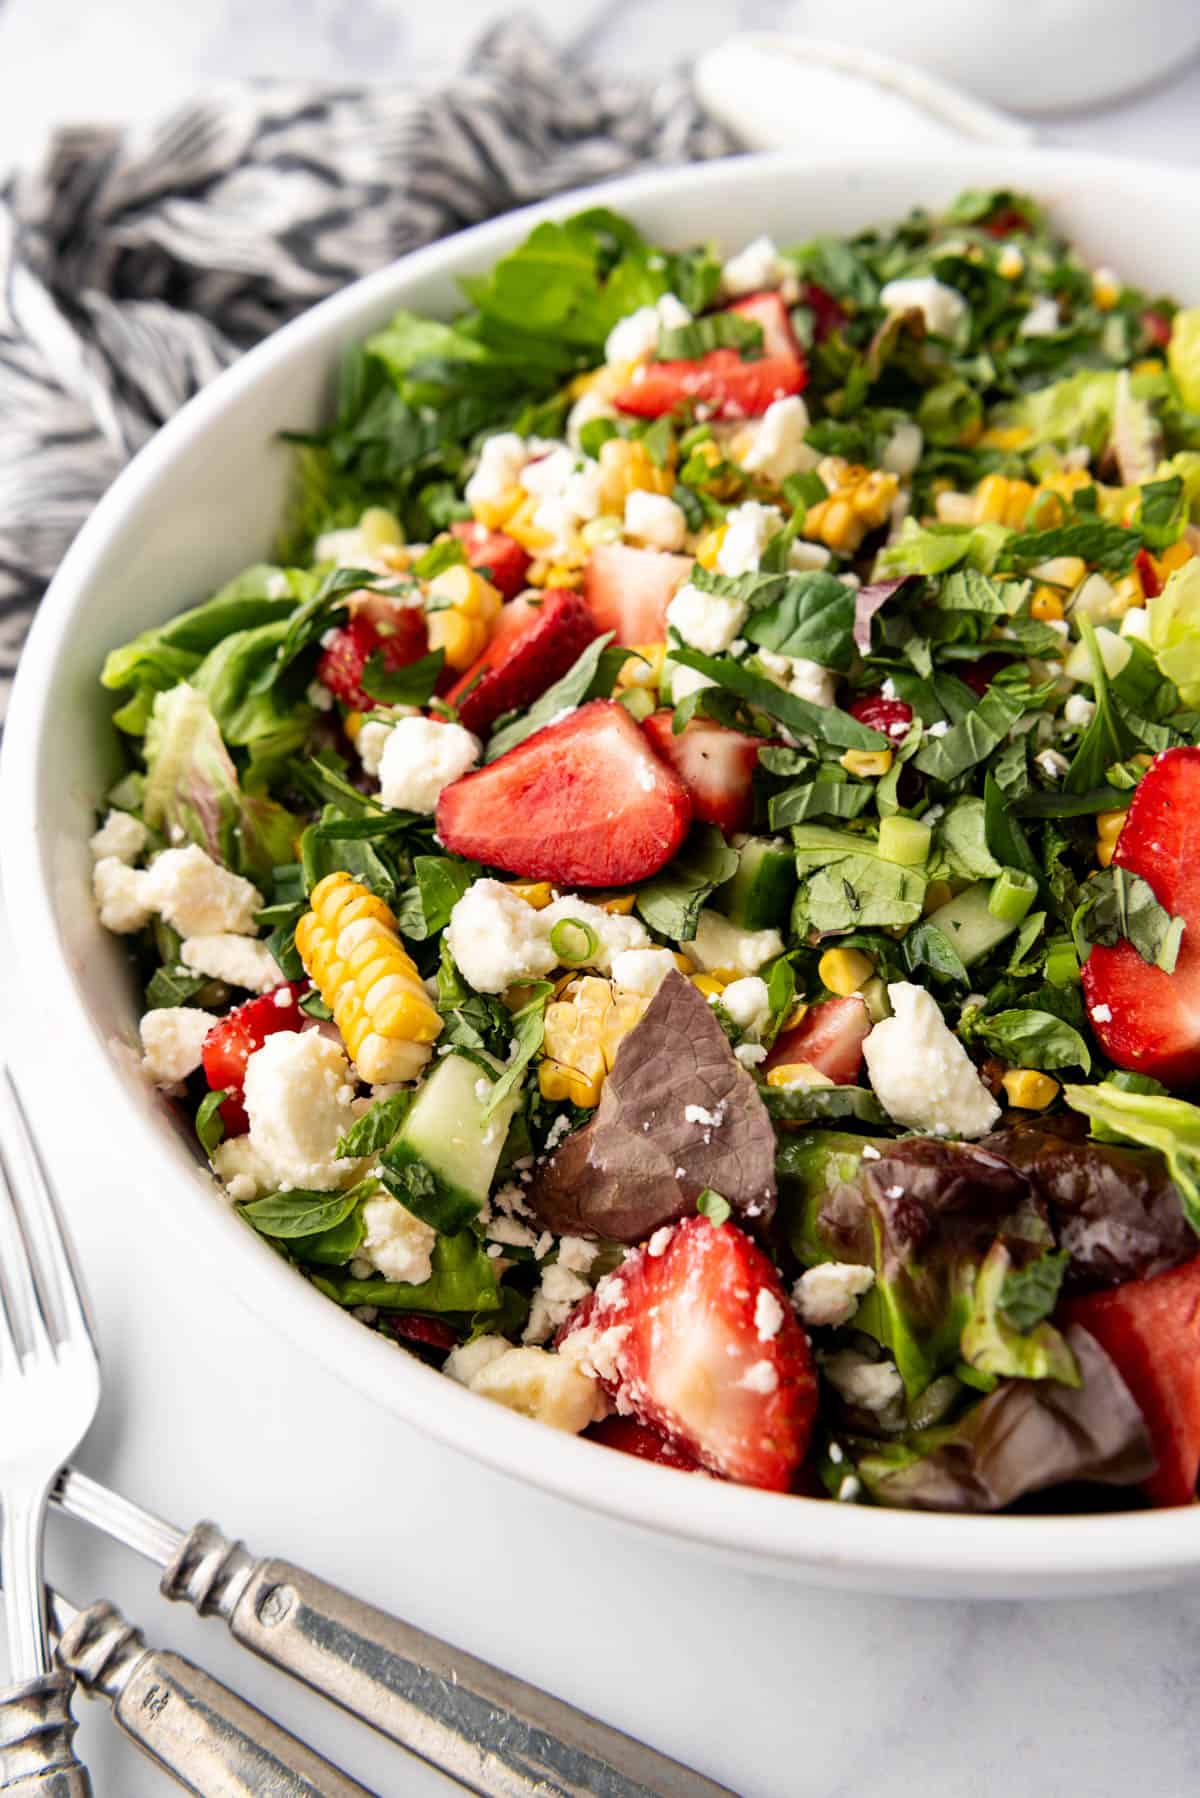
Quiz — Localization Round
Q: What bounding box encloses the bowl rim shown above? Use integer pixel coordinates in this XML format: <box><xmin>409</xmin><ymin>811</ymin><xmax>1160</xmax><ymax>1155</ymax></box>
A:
<box><xmin>6</xmin><ymin>144</ymin><xmax>1200</xmax><ymax>1592</ymax></box>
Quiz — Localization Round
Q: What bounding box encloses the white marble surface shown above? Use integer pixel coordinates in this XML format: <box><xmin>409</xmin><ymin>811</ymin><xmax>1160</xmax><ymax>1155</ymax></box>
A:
<box><xmin>3</xmin><ymin>4</ymin><xmax>1200</xmax><ymax>1795</ymax></box>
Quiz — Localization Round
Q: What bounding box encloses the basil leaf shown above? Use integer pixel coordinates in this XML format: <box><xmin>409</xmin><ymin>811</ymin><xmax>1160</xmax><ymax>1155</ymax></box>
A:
<box><xmin>393</xmin><ymin>855</ymin><xmax>480</xmax><ymax>941</ymax></box>
<box><xmin>657</xmin><ymin>313</ymin><xmax>763</xmax><ymax>360</ymax></box>
<box><xmin>914</xmin><ymin>685</ymin><xmax>1025</xmax><ymax>782</ymax></box>
<box><xmin>937</xmin><ymin>797</ymin><xmax>1003</xmax><ymax>880</ymax></box>
<box><xmin>361</xmin><ymin>648</ymin><xmax>445</xmax><ymax>706</ymax></box>
<box><xmin>195</xmin><ymin>1089</ymin><xmax>227</xmax><ymax>1159</ymax></box>
<box><xmin>486</xmin><ymin>632</ymin><xmax>616</xmax><ymax>760</ymax></box>
<box><xmin>1073</xmin><ymin>866</ymin><xmax>1185</xmax><ymax>974</ymax></box>
<box><xmin>145</xmin><ymin>964</ymin><xmax>211</xmax><ymax>1009</ymax></box>
<box><xmin>335</xmin><ymin>1091</ymin><xmax>413</xmax><ymax>1159</ymax></box>
<box><xmin>973</xmin><ymin>1009</ymin><xmax>1091</xmax><ymax>1073</ymax></box>
<box><xmin>635</xmin><ymin>825</ymin><xmax>739</xmax><ymax>941</ymax></box>
<box><xmin>411</xmin><ymin>538</ymin><xmax>467</xmax><ymax>579</ymax></box>
<box><xmin>902</xmin><ymin>921</ymin><xmax>970</xmax><ymax>987</ymax></box>
<box><xmin>243</xmin><ymin>1184</ymin><xmax>368</xmax><ymax>1240</ymax></box>
<box><xmin>669</xmin><ymin>647</ymin><xmax>886</xmax><ymax>750</ymax></box>
<box><xmin>769</xmin><ymin>778</ymin><xmax>873</xmax><ymax>828</ymax></box>
<box><xmin>313</xmin><ymin>1229</ymin><xmax>501</xmax><ymax>1314</ymax></box>
<box><xmin>1000</xmin><ymin>521</ymin><xmax>1140</xmax><ymax>575</ymax></box>
<box><xmin>483</xmin><ymin>982</ymin><xmax>553</xmax><ymax>1120</ymax></box>
<box><xmin>1135</xmin><ymin>474</ymin><xmax>1186</xmax><ymax>552</ymax></box>
<box><xmin>984</xmin><ymin>772</ymin><xmax>1040</xmax><ymax>882</ymax></box>
<box><xmin>797</xmin><ymin>855</ymin><xmax>927</xmax><ymax>934</ymax></box>
<box><xmin>934</xmin><ymin>569</ymin><xmax>1028</xmax><ymax>617</ymax></box>
<box><xmin>736</xmin><ymin>570</ymin><xmax>858</xmax><ymax>671</ymax></box>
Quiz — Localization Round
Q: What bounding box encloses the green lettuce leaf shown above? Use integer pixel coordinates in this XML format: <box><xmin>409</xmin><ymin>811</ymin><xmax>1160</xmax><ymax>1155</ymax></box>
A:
<box><xmin>1148</xmin><ymin>557</ymin><xmax>1200</xmax><ymax>707</ymax></box>
<box><xmin>1062</xmin><ymin>1082</ymin><xmax>1200</xmax><ymax>1234</ymax></box>
<box><xmin>959</xmin><ymin>1240</ymin><xmax>1077</xmax><ymax>1385</ymax></box>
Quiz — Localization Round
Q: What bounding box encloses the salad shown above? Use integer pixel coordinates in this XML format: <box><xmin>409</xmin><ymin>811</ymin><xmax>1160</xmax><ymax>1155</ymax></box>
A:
<box><xmin>91</xmin><ymin>189</ymin><xmax>1200</xmax><ymax>1512</ymax></box>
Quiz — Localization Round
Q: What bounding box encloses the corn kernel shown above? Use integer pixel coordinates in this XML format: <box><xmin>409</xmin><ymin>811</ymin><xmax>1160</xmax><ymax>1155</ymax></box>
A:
<box><xmin>472</xmin><ymin>485</ymin><xmax>525</xmax><ymax>531</ymax></box>
<box><xmin>540</xmin><ymin>977</ymin><xmax>649</xmax><ymax>1108</ymax></box>
<box><xmin>342</xmin><ymin>710</ymin><xmax>364</xmax><ymax>744</ymax></box>
<box><xmin>694</xmin><ymin>524</ymin><xmax>727</xmax><ymax>570</ymax></box>
<box><xmin>997</xmin><ymin>246</ymin><xmax>1025</xmax><ymax>279</ymax></box>
<box><xmin>595</xmin><ymin>892</ymin><xmax>638</xmax><ymax>916</ymax></box>
<box><xmin>978</xmin><ymin>425</ymin><xmax>1033</xmax><ymax>452</ymax></box>
<box><xmin>781</xmin><ymin>1000</ymin><xmax>809</xmax><ymax>1032</ymax></box>
<box><xmin>1030</xmin><ymin>587</ymin><xmax>1065</xmax><ymax>622</ymax></box>
<box><xmin>1002</xmin><ymin>1068</ymin><xmax>1060</xmax><ymax>1110</ymax></box>
<box><xmin>765</xmin><ymin>1062</ymin><xmax>834</xmax><ymax>1090</ymax></box>
<box><xmin>616</xmin><ymin>643</ymin><xmax>666</xmax><ymax>692</ymax></box>
<box><xmin>840</xmin><ymin>748</ymin><xmax>894</xmax><ymax>778</ymax></box>
<box><xmin>1092</xmin><ymin>267</ymin><xmax>1120</xmax><ymax>311</ymax></box>
<box><xmin>922</xmin><ymin>880</ymin><xmax>954</xmax><ymax>916</ymax></box>
<box><xmin>818</xmin><ymin>947</ymin><xmax>874</xmax><ymax>996</ymax></box>
<box><xmin>804</xmin><ymin>460</ymin><xmax>899</xmax><ymax>554</ymax></box>
<box><xmin>690</xmin><ymin>974</ymin><xmax>727</xmax><ymax>999</ymax></box>
<box><xmin>507</xmin><ymin>882</ymin><xmax>554</xmax><ymax>910</ymax></box>
<box><xmin>1110</xmin><ymin>571</ymin><xmax>1144</xmax><ymax>616</ymax></box>
<box><xmin>596</xmin><ymin>437</ymin><xmax>673</xmax><ymax>514</ymax></box>
<box><xmin>1156</xmin><ymin>539</ymin><xmax>1195</xmax><ymax>577</ymax></box>
<box><xmin>539</xmin><ymin>1060</ymin><xmax>602</xmax><ymax>1108</ymax></box>
<box><xmin>425</xmin><ymin>563</ymin><xmax>502</xmax><ymax>670</ymax></box>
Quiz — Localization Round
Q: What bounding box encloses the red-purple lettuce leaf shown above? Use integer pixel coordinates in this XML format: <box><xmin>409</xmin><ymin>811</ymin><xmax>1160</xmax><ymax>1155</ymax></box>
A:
<box><xmin>526</xmin><ymin>971</ymin><xmax>776</xmax><ymax>1242</ymax></box>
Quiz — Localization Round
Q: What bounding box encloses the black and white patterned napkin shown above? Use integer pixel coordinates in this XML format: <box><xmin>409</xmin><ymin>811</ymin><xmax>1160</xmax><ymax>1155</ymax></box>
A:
<box><xmin>0</xmin><ymin>18</ymin><xmax>733</xmax><ymax>716</ymax></box>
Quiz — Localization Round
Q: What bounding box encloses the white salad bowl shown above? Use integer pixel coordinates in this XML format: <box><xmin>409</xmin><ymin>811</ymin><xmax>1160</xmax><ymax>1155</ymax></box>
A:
<box><xmin>5</xmin><ymin>148</ymin><xmax>1200</xmax><ymax>1599</ymax></box>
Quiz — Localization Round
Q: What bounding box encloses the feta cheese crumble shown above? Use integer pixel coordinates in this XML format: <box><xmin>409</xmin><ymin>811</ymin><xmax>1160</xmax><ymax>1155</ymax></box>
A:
<box><xmin>240</xmin><ymin>1031</ymin><xmax>362</xmax><ymax>1192</ymax></box>
<box><xmin>352</xmin><ymin>1195</ymin><xmax>436</xmax><ymax>1286</ymax></box>
<box><xmin>793</xmin><ymin>1262</ymin><xmax>875</xmax><ymax>1328</ymax></box>
<box><xmin>89</xmin><ymin>810</ymin><xmax>147</xmax><ymax>865</ymax></box>
<box><xmin>862</xmin><ymin>982</ymin><xmax>1000</xmax><ymax>1140</ymax></box>
<box><xmin>604</xmin><ymin>293</ymin><xmax>691</xmax><ymax>366</ymax></box>
<box><xmin>139</xmin><ymin>1007</ymin><xmax>214</xmax><ymax>1086</ymax></box>
<box><xmin>755</xmin><ymin>649</ymin><xmax>837</xmax><ymax>710</ymax></box>
<box><xmin>378</xmin><ymin>716</ymin><xmax>481</xmax><ymax>814</ymax></box>
<box><xmin>465</xmin><ymin>432</ymin><xmax>527</xmax><ymax>508</ymax></box>
<box><xmin>624</xmin><ymin>489</ymin><xmax>687</xmax><ymax>552</ymax></box>
<box><xmin>445</xmin><ymin>879</ymin><xmax>559</xmax><ymax>993</ymax></box>
<box><xmin>666</xmin><ymin>580</ymin><xmax>748</xmax><ymax>656</ymax></box>
<box><xmin>610</xmin><ymin>946</ymin><xmax>679</xmax><ymax>997</ymax></box>
<box><xmin>143</xmin><ymin>845</ymin><xmax>263</xmax><ymax>938</ymax></box>
<box><xmin>719</xmin><ymin>975</ymin><xmax>771</xmax><ymax>1037</ymax></box>
<box><xmin>754</xmin><ymin>1288</ymin><xmax>784</xmax><ymax>1342</ymax></box>
<box><xmin>466</xmin><ymin>1343</ymin><xmax>605</xmax><ymax>1432</ymax></box>
<box><xmin>717</xmin><ymin>501</ymin><xmax>783</xmax><ymax>577</ymax></box>
<box><xmin>181</xmin><ymin>934</ymin><xmax>282</xmax><ymax>994</ymax></box>
<box><xmin>738</xmin><ymin>396</ymin><xmax>818</xmax><ymax>485</ymax></box>
<box><xmin>721</xmin><ymin>235</ymin><xmax>791</xmax><ymax>296</ymax></box>
<box><xmin>879</xmin><ymin>277</ymin><xmax>967</xmax><ymax>339</ymax></box>
<box><xmin>823</xmin><ymin>1350</ymin><xmax>904</xmax><ymax>1412</ymax></box>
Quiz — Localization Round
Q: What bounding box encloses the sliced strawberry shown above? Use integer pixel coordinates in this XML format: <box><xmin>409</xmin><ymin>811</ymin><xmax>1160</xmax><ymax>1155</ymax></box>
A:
<box><xmin>1082</xmin><ymin>747</ymin><xmax>1200</xmax><ymax>1086</ymax></box>
<box><xmin>316</xmin><ymin>610</ymin><xmax>428</xmax><ymax>711</ymax></box>
<box><xmin>449</xmin><ymin>521</ymin><xmax>531</xmax><ymax>600</ymax></box>
<box><xmin>614</xmin><ymin>348</ymin><xmax>807</xmax><ymax>422</ymax></box>
<box><xmin>585</xmin><ymin>1414</ymin><xmax>703</xmax><ymax>1473</ymax></box>
<box><xmin>726</xmin><ymin>291</ymin><xmax>800</xmax><ymax>360</ymax></box>
<box><xmin>983</xmin><ymin>205</ymin><xmax>1033</xmax><ymax>238</ymax></box>
<box><xmin>561</xmin><ymin>1215</ymin><xmax>816</xmax><ymax>1491</ymax></box>
<box><xmin>435</xmin><ymin>699</ymin><xmax>692</xmax><ymax>886</ymax></box>
<box><xmin>386</xmin><ymin>1315</ymin><xmax>459</xmax><ymax>1353</ymax></box>
<box><xmin>849</xmin><ymin>690</ymin><xmax>914</xmax><ymax>742</ymax></box>
<box><xmin>583</xmin><ymin>542</ymin><xmax>693</xmax><ymax>646</ymax></box>
<box><xmin>202</xmin><ymin>982</ymin><xmax>307</xmax><ymax>1135</ymax></box>
<box><xmin>800</xmin><ymin>281</ymin><xmax>849</xmax><ymax>343</ymax></box>
<box><xmin>446</xmin><ymin>588</ymin><xmax>599</xmax><ymax>737</ymax></box>
<box><xmin>1135</xmin><ymin>547</ymin><xmax>1163</xmax><ymax>599</ymax></box>
<box><xmin>1142</xmin><ymin>308</ymin><xmax>1173</xmax><ymax>351</ymax></box>
<box><xmin>765</xmin><ymin>995</ymin><xmax>871</xmax><ymax>1087</ymax></box>
<box><xmin>1063</xmin><ymin>1257</ymin><xmax>1200</xmax><ymax>1506</ymax></box>
<box><xmin>642</xmin><ymin>710</ymin><xmax>762</xmax><ymax>835</ymax></box>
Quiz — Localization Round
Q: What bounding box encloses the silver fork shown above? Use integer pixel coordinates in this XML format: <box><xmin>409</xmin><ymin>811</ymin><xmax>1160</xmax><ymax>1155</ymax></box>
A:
<box><xmin>0</xmin><ymin>1065</ymin><xmax>100</xmax><ymax>1787</ymax></box>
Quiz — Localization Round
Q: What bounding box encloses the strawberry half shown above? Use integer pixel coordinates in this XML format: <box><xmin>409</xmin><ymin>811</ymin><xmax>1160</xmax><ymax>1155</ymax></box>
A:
<box><xmin>642</xmin><ymin>710</ymin><xmax>762</xmax><ymax>836</ymax></box>
<box><xmin>585</xmin><ymin>1414</ymin><xmax>703</xmax><ymax>1473</ymax></box>
<box><xmin>1082</xmin><ymin>747</ymin><xmax>1200</xmax><ymax>1085</ymax></box>
<box><xmin>800</xmin><ymin>280</ymin><xmax>849</xmax><ymax>343</ymax></box>
<box><xmin>316</xmin><ymin>610</ymin><xmax>428</xmax><ymax>711</ymax></box>
<box><xmin>583</xmin><ymin>542</ymin><xmax>693</xmax><ymax>646</ymax></box>
<box><xmin>201</xmin><ymin>982</ymin><xmax>307</xmax><ymax>1135</ymax></box>
<box><xmin>1064</xmin><ymin>1256</ymin><xmax>1200</xmax><ymax>1506</ymax></box>
<box><xmin>849</xmin><ymin>690</ymin><xmax>914</xmax><ymax>742</ymax></box>
<box><xmin>446</xmin><ymin>588</ymin><xmax>599</xmax><ymax>737</ymax></box>
<box><xmin>1135</xmin><ymin>548</ymin><xmax>1163</xmax><ymax>599</ymax></box>
<box><xmin>726</xmin><ymin>291</ymin><xmax>801</xmax><ymax>359</ymax></box>
<box><xmin>561</xmin><ymin>1215</ymin><xmax>816</xmax><ymax>1491</ymax></box>
<box><xmin>614</xmin><ymin>348</ymin><xmax>807</xmax><ymax>422</ymax></box>
<box><xmin>435</xmin><ymin>699</ymin><xmax>692</xmax><ymax>887</ymax></box>
<box><xmin>765</xmin><ymin>995</ymin><xmax>871</xmax><ymax>1087</ymax></box>
<box><xmin>449</xmin><ymin>521</ymin><xmax>531</xmax><ymax>600</ymax></box>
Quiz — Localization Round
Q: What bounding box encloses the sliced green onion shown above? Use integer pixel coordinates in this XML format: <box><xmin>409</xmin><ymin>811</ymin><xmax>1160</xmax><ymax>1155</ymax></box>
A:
<box><xmin>549</xmin><ymin>918</ymin><xmax>599</xmax><ymax>966</ymax></box>
<box><xmin>618</xmin><ymin>687</ymin><xmax>655</xmax><ymax>722</ymax></box>
<box><xmin>988</xmin><ymin>867</ymin><xmax>1037</xmax><ymax>926</ymax></box>
<box><xmin>678</xmin><ymin>422</ymin><xmax>714</xmax><ymax>454</ymax></box>
<box><xmin>1045</xmin><ymin>937</ymin><xmax>1082</xmax><ymax>987</ymax></box>
<box><xmin>878</xmin><ymin>815</ymin><xmax>932</xmax><ymax>867</ymax></box>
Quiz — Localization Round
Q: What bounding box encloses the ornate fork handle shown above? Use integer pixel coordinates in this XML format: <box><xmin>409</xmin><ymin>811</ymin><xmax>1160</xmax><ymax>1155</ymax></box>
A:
<box><xmin>164</xmin><ymin>1521</ymin><xmax>734</xmax><ymax>1798</ymax></box>
<box><xmin>0</xmin><ymin>1670</ymin><xmax>91</xmax><ymax>1797</ymax></box>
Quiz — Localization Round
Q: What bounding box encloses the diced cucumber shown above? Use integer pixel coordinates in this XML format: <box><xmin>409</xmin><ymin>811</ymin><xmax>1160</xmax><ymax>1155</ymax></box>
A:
<box><xmin>716</xmin><ymin>836</ymin><xmax>797</xmax><ymax>931</ymax></box>
<box><xmin>388</xmin><ymin>1053</ymin><xmax>518</xmax><ymax>1214</ymax></box>
<box><xmin>924</xmin><ymin>880</ymin><xmax>1020</xmax><ymax>967</ymax></box>
<box><xmin>878</xmin><ymin>815</ymin><xmax>931</xmax><ymax>867</ymax></box>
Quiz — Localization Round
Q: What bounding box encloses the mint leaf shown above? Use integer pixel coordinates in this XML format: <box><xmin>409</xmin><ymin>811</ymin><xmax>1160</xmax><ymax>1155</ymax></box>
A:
<box><xmin>486</xmin><ymin>633</ymin><xmax>617</xmax><ymax>760</ymax></box>
<box><xmin>1073</xmin><ymin>865</ymin><xmax>1185</xmax><ymax>974</ymax></box>
<box><xmin>972</xmin><ymin>1008</ymin><xmax>1091</xmax><ymax>1073</ymax></box>
<box><xmin>335</xmin><ymin>1091</ymin><xmax>413</xmax><ymax>1159</ymax></box>
<box><xmin>242</xmin><ymin>1184</ymin><xmax>370</xmax><ymax>1240</ymax></box>
<box><xmin>669</xmin><ymin>647</ymin><xmax>886</xmax><ymax>751</ymax></box>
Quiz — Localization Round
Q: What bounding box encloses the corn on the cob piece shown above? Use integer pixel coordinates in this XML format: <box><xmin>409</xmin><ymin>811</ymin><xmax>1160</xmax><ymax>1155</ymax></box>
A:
<box><xmin>803</xmin><ymin>458</ymin><xmax>899</xmax><ymax>554</ymax></box>
<box><xmin>295</xmin><ymin>872</ymin><xmax>441</xmax><ymax>1083</ymax></box>
<box><xmin>424</xmin><ymin>564</ymin><xmax>503</xmax><ymax>670</ymax></box>
<box><xmin>1096</xmin><ymin>809</ymin><xmax>1126</xmax><ymax>869</ymax></box>
<box><xmin>538</xmin><ymin>976</ymin><xmax>648</xmax><ymax>1108</ymax></box>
